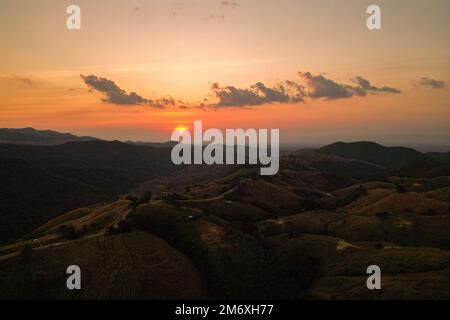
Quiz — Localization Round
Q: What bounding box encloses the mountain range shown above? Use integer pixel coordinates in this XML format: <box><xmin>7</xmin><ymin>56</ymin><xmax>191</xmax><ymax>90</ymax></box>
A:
<box><xmin>0</xmin><ymin>127</ymin><xmax>98</xmax><ymax>145</ymax></box>
<box><xmin>0</xmin><ymin>128</ymin><xmax>449</xmax><ymax>300</ymax></box>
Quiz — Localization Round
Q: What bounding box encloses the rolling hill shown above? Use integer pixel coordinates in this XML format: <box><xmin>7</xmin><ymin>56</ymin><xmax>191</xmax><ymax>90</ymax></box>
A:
<box><xmin>319</xmin><ymin>141</ymin><xmax>428</xmax><ymax>170</ymax></box>
<box><xmin>0</xmin><ymin>137</ymin><xmax>449</xmax><ymax>300</ymax></box>
<box><xmin>0</xmin><ymin>127</ymin><xmax>98</xmax><ymax>145</ymax></box>
<box><xmin>0</xmin><ymin>140</ymin><xmax>175</xmax><ymax>243</ymax></box>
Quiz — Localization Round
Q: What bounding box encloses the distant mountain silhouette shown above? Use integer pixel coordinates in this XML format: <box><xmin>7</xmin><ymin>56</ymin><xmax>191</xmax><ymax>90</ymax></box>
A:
<box><xmin>427</xmin><ymin>151</ymin><xmax>450</xmax><ymax>163</ymax></box>
<box><xmin>318</xmin><ymin>141</ymin><xmax>428</xmax><ymax>170</ymax></box>
<box><xmin>0</xmin><ymin>140</ymin><xmax>175</xmax><ymax>243</ymax></box>
<box><xmin>0</xmin><ymin>127</ymin><xmax>98</xmax><ymax>145</ymax></box>
<box><xmin>127</xmin><ymin>141</ymin><xmax>178</xmax><ymax>148</ymax></box>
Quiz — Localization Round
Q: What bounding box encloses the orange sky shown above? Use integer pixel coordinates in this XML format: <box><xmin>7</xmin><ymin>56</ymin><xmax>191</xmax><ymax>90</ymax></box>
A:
<box><xmin>0</xmin><ymin>0</ymin><xmax>449</xmax><ymax>147</ymax></box>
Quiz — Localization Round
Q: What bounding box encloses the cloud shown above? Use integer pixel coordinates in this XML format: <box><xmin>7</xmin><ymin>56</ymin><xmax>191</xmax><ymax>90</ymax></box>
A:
<box><xmin>206</xmin><ymin>72</ymin><xmax>401</xmax><ymax>108</ymax></box>
<box><xmin>81</xmin><ymin>75</ymin><xmax>175</xmax><ymax>108</ymax></box>
<box><xmin>351</xmin><ymin>76</ymin><xmax>401</xmax><ymax>94</ymax></box>
<box><xmin>209</xmin><ymin>81</ymin><xmax>305</xmax><ymax>108</ymax></box>
<box><xmin>418</xmin><ymin>77</ymin><xmax>446</xmax><ymax>89</ymax></box>
<box><xmin>298</xmin><ymin>72</ymin><xmax>401</xmax><ymax>99</ymax></box>
<box><xmin>80</xmin><ymin>71</ymin><xmax>402</xmax><ymax>111</ymax></box>
<box><xmin>298</xmin><ymin>72</ymin><xmax>353</xmax><ymax>99</ymax></box>
<box><xmin>0</xmin><ymin>75</ymin><xmax>37</xmax><ymax>86</ymax></box>
<box><xmin>221</xmin><ymin>1</ymin><xmax>239</xmax><ymax>9</ymax></box>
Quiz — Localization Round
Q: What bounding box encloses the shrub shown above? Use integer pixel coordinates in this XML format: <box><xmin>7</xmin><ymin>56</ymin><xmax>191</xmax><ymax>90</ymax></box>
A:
<box><xmin>66</xmin><ymin>226</ymin><xmax>79</xmax><ymax>239</ymax></box>
<box><xmin>375</xmin><ymin>212</ymin><xmax>390</xmax><ymax>220</ymax></box>
<box><xmin>106</xmin><ymin>225</ymin><xmax>119</xmax><ymax>235</ymax></box>
<box><xmin>58</xmin><ymin>225</ymin><xmax>67</xmax><ymax>236</ymax></box>
<box><xmin>139</xmin><ymin>191</ymin><xmax>153</xmax><ymax>204</ymax></box>
<box><xmin>396</xmin><ymin>183</ymin><xmax>407</xmax><ymax>193</ymax></box>
<box><xmin>166</xmin><ymin>193</ymin><xmax>181</xmax><ymax>206</ymax></box>
<box><xmin>124</xmin><ymin>195</ymin><xmax>138</xmax><ymax>202</ymax></box>
<box><xmin>20</xmin><ymin>244</ymin><xmax>33</xmax><ymax>260</ymax></box>
<box><xmin>118</xmin><ymin>219</ymin><xmax>132</xmax><ymax>233</ymax></box>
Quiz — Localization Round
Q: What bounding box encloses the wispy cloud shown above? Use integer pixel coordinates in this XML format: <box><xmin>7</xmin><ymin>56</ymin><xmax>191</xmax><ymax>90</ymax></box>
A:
<box><xmin>0</xmin><ymin>75</ymin><xmax>37</xmax><ymax>86</ymax></box>
<box><xmin>81</xmin><ymin>74</ymin><xmax>175</xmax><ymax>108</ymax></box>
<box><xmin>221</xmin><ymin>1</ymin><xmax>239</xmax><ymax>9</ymax></box>
<box><xmin>418</xmin><ymin>77</ymin><xmax>446</xmax><ymax>89</ymax></box>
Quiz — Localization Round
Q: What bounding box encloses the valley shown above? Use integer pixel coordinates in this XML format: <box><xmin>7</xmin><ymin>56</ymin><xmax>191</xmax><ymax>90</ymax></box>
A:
<box><xmin>0</xmin><ymin>136</ymin><xmax>449</xmax><ymax>299</ymax></box>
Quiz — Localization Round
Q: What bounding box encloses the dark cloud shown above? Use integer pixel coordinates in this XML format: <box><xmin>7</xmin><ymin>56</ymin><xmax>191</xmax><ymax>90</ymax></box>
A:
<box><xmin>209</xmin><ymin>81</ymin><xmax>304</xmax><ymax>108</ymax></box>
<box><xmin>351</xmin><ymin>76</ymin><xmax>401</xmax><ymax>94</ymax></box>
<box><xmin>298</xmin><ymin>72</ymin><xmax>353</xmax><ymax>99</ymax></box>
<box><xmin>81</xmin><ymin>71</ymin><xmax>402</xmax><ymax>111</ymax></box>
<box><xmin>297</xmin><ymin>72</ymin><xmax>401</xmax><ymax>99</ymax></box>
<box><xmin>418</xmin><ymin>77</ymin><xmax>446</xmax><ymax>89</ymax></box>
<box><xmin>81</xmin><ymin>75</ymin><xmax>175</xmax><ymax>108</ymax></box>
<box><xmin>207</xmin><ymin>72</ymin><xmax>401</xmax><ymax>108</ymax></box>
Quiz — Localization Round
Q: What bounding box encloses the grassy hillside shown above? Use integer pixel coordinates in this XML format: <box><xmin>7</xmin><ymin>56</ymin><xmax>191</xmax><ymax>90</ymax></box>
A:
<box><xmin>0</xmin><ymin>141</ymin><xmax>175</xmax><ymax>243</ymax></box>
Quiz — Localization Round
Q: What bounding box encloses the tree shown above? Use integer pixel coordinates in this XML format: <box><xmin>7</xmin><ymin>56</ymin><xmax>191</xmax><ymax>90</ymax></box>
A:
<box><xmin>376</xmin><ymin>211</ymin><xmax>390</xmax><ymax>220</ymax></box>
<box><xmin>66</xmin><ymin>226</ymin><xmax>79</xmax><ymax>239</ymax></box>
<box><xmin>20</xmin><ymin>244</ymin><xmax>33</xmax><ymax>260</ymax></box>
<box><xmin>395</xmin><ymin>181</ymin><xmax>407</xmax><ymax>193</ymax></box>
<box><xmin>166</xmin><ymin>193</ymin><xmax>180</xmax><ymax>206</ymax></box>
<box><xmin>123</xmin><ymin>195</ymin><xmax>138</xmax><ymax>202</ymax></box>
<box><xmin>106</xmin><ymin>225</ymin><xmax>119</xmax><ymax>235</ymax></box>
<box><xmin>139</xmin><ymin>191</ymin><xmax>153</xmax><ymax>204</ymax></box>
<box><xmin>59</xmin><ymin>224</ymin><xmax>67</xmax><ymax>236</ymax></box>
<box><xmin>118</xmin><ymin>219</ymin><xmax>132</xmax><ymax>233</ymax></box>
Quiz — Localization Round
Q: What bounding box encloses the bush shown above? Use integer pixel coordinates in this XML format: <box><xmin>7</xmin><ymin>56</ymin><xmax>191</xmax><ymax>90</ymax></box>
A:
<box><xmin>118</xmin><ymin>219</ymin><xmax>133</xmax><ymax>233</ymax></box>
<box><xmin>123</xmin><ymin>195</ymin><xmax>138</xmax><ymax>202</ymax></box>
<box><xmin>106</xmin><ymin>225</ymin><xmax>120</xmax><ymax>235</ymax></box>
<box><xmin>138</xmin><ymin>191</ymin><xmax>153</xmax><ymax>204</ymax></box>
<box><xmin>375</xmin><ymin>211</ymin><xmax>390</xmax><ymax>220</ymax></box>
<box><xmin>58</xmin><ymin>224</ymin><xmax>80</xmax><ymax>239</ymax></box>
<box><xmin>58</xmin><ymin>225</ymin><xmax>67</xmax><ymax>235</ymax></box>
<box><xmin>396</xmin><ymin>183</ymin><xmax>407</xmax><ymax>193</ymax></box>
<box><xmin>66</xmin><ymin>226</ymin><xmax>79</xmax><ymax>239</ymax></box>
<box><xmin>20</xmin><ymin>245</ymin><xmax>33</xmax><ymax>260</ymax></box>
<box><xmin>299</xmin><ymin>198</ymin><xmax>321</xmax><ymax>211</ymax></box>
<box><xmin>166</xmin><ymin>193</ymin><xmax>181</xmax><ymax>206</ymax></box>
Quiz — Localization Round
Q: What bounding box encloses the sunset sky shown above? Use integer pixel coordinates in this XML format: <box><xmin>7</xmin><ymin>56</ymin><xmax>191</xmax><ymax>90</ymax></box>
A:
<box><xmin>0</xmin><ymin>0</ymin><xmax>449</xmax><ymax>148</ymax></box>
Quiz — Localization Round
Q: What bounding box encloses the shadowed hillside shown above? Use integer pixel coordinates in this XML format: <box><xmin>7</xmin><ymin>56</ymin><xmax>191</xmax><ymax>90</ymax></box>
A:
<box><xmin>0</xmin><ymin>141</ymin><xmax>175</xmax><ymax>243</ymax></box>
<box><xmin>319</xmin><ymin>141</ymin><xmax>428</xmax><ymax>170</ymax></box>
<box><xmin>0</xmin><ymin>140</ymin><xmax>449</xmax><ymax>300</ymax></box>
<box><xmin>0</xmin><ymin>127</ymin><xmax>98</xmax><ymax>145</ymax></box>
